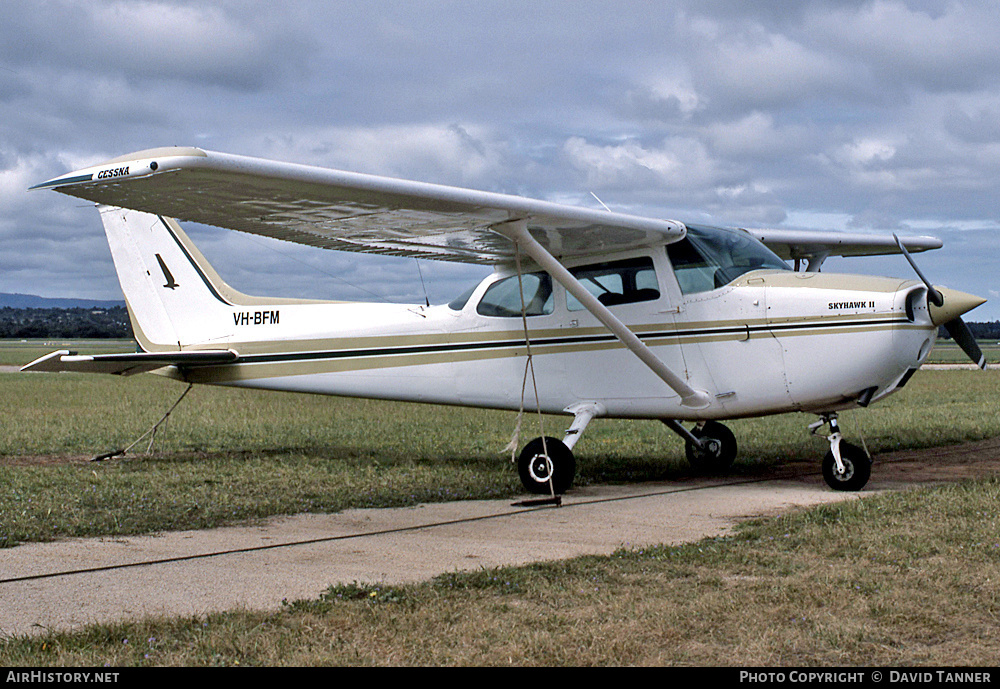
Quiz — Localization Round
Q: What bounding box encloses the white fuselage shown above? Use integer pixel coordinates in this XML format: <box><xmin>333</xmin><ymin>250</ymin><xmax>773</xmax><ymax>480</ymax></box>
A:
<box><xmin>173</xmin><ymin>245</ymin><xmax>934</xmax><ymax>422</ymax></box>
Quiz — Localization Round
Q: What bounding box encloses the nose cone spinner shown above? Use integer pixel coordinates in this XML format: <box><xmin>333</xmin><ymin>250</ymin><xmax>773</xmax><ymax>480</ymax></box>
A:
<box><xmin>928</xmin><ymin>287</ymin><xmax>987</xmax><ymax>327</ymax></box>
<box><xmin>926</xmin><ymin>286</ymin><xmax>988</xmax><ymax>369</ymax></box>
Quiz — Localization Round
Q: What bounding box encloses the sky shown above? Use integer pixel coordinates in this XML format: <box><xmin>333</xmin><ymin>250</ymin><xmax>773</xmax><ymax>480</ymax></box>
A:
<box><xmin>2</xmin><ymin>0</ymin><xmax>999</xmax><ymax>318</ymax></box>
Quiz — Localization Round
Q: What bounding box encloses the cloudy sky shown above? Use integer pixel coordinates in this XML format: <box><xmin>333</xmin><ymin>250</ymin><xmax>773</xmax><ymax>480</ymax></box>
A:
<box><xmin>2</xmin><ymin>0</ymin><xmax>999</xmax><ymax>318</ymax></box>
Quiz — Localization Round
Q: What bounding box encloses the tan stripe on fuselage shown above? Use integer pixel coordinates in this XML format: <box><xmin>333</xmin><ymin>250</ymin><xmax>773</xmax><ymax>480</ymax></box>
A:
<box><xmin>176</xmin><ymin>313</ymin><xmax>911</xmax><ymax>384</ymax></box>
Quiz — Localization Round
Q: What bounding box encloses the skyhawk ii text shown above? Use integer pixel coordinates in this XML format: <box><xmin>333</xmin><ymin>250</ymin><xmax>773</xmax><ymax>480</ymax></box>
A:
<box><xmin>829</xmin><ymin>300</ymin><xmax>877</xmax><ymax>310</ymax></box>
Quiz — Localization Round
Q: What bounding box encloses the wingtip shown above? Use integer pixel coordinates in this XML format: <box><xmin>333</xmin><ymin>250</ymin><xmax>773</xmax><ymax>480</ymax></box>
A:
<box><xmin>28</xmin><ymin>173</ymin><xmax>95</xmax><ymax>191</ymax></box>
<box><xmin>28</xmin><ymin>146</ymin><xmax>206</xmax><ymax>192</ymax></box>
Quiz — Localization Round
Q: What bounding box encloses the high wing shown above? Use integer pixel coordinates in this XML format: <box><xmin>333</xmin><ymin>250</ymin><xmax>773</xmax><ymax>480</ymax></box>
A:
<box><xmin>30</xmin><ymin>147</ymin><xmax>686</xmax><ymax>263</ymax></box>
<box><xmin>750</xmin><ymin>228</ymin><xmax>942</xmax><ymax>270</ymax></box>
<box><xmin>32</xmin><ymin>146</ymin><xmax>942</xmax><ymax>266</ymax></box>
<box><xmin>21</xmin><ymin>349</ymin><xmax>238</xmax><ymax>376</ymax></box>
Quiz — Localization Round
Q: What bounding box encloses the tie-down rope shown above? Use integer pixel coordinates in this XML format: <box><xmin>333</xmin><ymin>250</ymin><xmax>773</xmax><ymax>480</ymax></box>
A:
<box><xmin>502</xmin><ymin>241</ymin><xmax>553</xmax><ymax>495</ymax></box>
<box><xmin>92</xmin><ymin>382</ymin><xmax>194</xmax><ymax>461</ymax></box>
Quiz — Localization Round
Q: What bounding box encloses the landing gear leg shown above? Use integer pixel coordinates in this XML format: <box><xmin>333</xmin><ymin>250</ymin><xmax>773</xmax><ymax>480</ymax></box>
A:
<box><xmin>809</xmin><ymin>413</ymin><xmax>872</xmax><ymax>491</ymax></box>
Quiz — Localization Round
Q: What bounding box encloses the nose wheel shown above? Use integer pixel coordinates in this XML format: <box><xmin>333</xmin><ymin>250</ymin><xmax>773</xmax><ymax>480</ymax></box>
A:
<box><xmin>811</xmin><ymin>414</ymin><xmax>872</xmax><ymax>491</ymax></box>
<box><xmin>821</xmin><ymin>441</ymin><xmax>871</xmax><ymax>491</ymax></box>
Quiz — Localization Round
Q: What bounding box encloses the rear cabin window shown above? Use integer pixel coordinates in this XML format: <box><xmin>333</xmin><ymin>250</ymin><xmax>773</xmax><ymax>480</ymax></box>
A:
<box><xmin>476</xmin><ymin>272</ymin><xmax>554</xmax><ymax>317</ymax></box>
<box><xmin>567</xmin><ymin>257</ymin><xmax>659</xmax><ymax>311</ymax></box>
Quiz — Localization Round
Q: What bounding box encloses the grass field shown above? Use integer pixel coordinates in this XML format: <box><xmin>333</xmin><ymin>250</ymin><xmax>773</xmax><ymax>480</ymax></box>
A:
<box><xmin>2</xmin><ymin>479</ymin><xmax>998</xmax><ymax>666</ymax></box>
<box><xmin>2</xmin><ymin>339</ymin><xmax>999</xmax><ymax>665</ymax></box>
<box><xmin>2</xmin><ymin>339</ymin><xmax>1000</xmax><ymax>547</ymax></box>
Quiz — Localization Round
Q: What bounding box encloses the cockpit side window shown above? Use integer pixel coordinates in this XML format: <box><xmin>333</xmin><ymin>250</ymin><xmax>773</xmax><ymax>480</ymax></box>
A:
<box><xmin>566</xmin><ymin>257</ymin><xmax>659</xmax><ymax>311</ymax></box>
<box><xmin>476</xmin><ymin>272</ymin><xmax>554</xmax><ymax>317</ymax></box>
<box><xmin>667</xmin><ymin>224</ymin><xmax>789</xmax><ymax>295</ymax></box>
<box><xmin>448</xmin><ymin>283</ymin><xmax>478</xmax><ymax>311</ymax></box>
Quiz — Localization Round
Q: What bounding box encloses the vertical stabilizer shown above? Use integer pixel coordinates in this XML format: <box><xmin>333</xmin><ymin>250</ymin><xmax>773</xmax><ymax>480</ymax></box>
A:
<box><xmin>99</xmin><ymin>205</ymin><xmax>241</xmax><ymax>351</ymax></box>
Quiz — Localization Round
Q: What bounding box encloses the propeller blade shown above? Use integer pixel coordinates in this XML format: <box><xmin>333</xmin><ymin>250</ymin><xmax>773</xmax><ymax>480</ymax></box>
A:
<box><xmin>894</xmin><ymin>234</ymin><xmax>944</xmax><ymax>306</ymax></box>
<box><xmin>944</xmin><ymin>318</ymin><xmax>986</xmax><ymax>369</ymax></box>
<box><xmin>893</xmin><ymin>234</ymin><xmax>987</xmax><ymax>368</ymax></box>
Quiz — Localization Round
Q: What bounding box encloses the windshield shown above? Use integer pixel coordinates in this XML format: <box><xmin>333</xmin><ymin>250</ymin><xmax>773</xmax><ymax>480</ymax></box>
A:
<box><xmin>667</xmin><ymin>224</ymin><xmax>789</xmax><ymax>294</ymax></box>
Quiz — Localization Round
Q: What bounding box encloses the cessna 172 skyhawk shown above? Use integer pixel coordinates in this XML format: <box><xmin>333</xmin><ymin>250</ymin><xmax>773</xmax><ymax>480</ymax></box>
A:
<box><xmin>25</xmin><ymin>147</ymin><xmax>987</xmax><ymax>494</ymax></box>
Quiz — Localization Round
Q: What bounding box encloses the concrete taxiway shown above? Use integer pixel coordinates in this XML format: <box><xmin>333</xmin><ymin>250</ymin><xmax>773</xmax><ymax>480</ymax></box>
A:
<box><xmin>2</xmin><ymin>475</ymin><xmax>855</xmax><ymax>637</ymax></box>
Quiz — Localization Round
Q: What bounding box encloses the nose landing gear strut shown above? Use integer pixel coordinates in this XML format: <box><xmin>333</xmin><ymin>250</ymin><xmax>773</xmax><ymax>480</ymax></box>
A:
<box><xmin>809</xmin><ymin>414</ymin><xmax>872</xmax><ymax>491</ymax></box>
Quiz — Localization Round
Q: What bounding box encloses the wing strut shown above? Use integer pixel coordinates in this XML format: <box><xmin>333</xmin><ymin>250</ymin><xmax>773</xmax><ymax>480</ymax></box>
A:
<box><xmin>493</xmin><ymin>219</ymin><xmax>711</xmax><ymax>409</ymax></box>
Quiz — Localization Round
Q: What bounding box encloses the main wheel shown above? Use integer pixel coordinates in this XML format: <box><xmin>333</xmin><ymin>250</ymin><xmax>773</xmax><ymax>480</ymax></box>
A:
<box><xmin>685</xmin><ymin>421</ymin><xmax>738</xmax><ymax>473</ymax></box>
<box><xmin>822</xmin><ymin>441</ymin><xmax>871</xmax><ymax>491</ymax></box>
<box><xmin>518</xmin><ymin>436</ymin><xmax>576</xmax><ymax>495</ymax></box>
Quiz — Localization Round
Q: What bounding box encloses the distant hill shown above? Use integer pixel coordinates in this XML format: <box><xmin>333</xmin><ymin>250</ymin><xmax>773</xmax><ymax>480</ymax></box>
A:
<box><xmin>1</xmin><ymin>290</ymin><xmax>998</xmax><ymax>341</ymax></box>
<box><xmin>0</xmin><ymin>292</ymin><xmax>125</xmax><ymax>309</ymax></box>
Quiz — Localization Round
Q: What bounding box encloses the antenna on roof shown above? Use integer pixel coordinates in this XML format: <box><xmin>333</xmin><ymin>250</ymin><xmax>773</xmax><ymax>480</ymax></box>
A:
<box><xmin>590</xmin><ymin>192</ymin><xmax>612</xmax><ymax>213</ymax></box>
<box><xmin>414</xmin><ymin>258</ymin><xmax>430</xmax><ymax>307</ymax></box>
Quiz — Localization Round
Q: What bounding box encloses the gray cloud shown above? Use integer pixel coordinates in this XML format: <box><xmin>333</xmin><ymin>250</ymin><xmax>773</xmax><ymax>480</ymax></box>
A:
<box><xmin>2</xmin><ymin>0</ymin><xmax>998</xmax><ymax>318</ymax></box>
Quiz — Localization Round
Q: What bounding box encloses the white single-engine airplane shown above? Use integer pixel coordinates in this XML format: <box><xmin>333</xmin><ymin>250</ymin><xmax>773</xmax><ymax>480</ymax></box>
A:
<box><xmin>25</xmin><ymin>147</ymin><xmax>987</xmax><ymax>494</ymax></box>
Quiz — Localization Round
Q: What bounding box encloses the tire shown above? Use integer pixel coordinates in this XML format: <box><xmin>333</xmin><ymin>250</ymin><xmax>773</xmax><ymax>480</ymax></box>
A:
<box><xmin>822</xmin><ymin>441</ymin><xmax>872</xmax><ymax>491</ymax></box>
<box><xmin>685</xmin><ymin>421</ymin><xmax>738</xmax><ymax>473</ymax></box>
<box><xmin>518</xmin><ymin>436</ymin><xmax>576</xmax><ymax>495</ymax></box>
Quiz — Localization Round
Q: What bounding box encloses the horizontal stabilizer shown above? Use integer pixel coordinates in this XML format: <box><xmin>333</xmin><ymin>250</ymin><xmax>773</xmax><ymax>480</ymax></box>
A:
<box><xmin>21</xmin><ymin>349</ymin><xmax>237</xmax><ymax>376</ymax></box>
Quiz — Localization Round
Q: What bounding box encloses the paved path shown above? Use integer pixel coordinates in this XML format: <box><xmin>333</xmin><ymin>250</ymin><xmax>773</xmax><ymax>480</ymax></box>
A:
<box><xmin>2</xmin><ymin>475</ymin><xmax>856</xmax><ymax>637</ymax></box>
<box><xmin>6</xmin><ymin>434</ymin><xmax>999</xmax><ymax>638</ymax></box>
